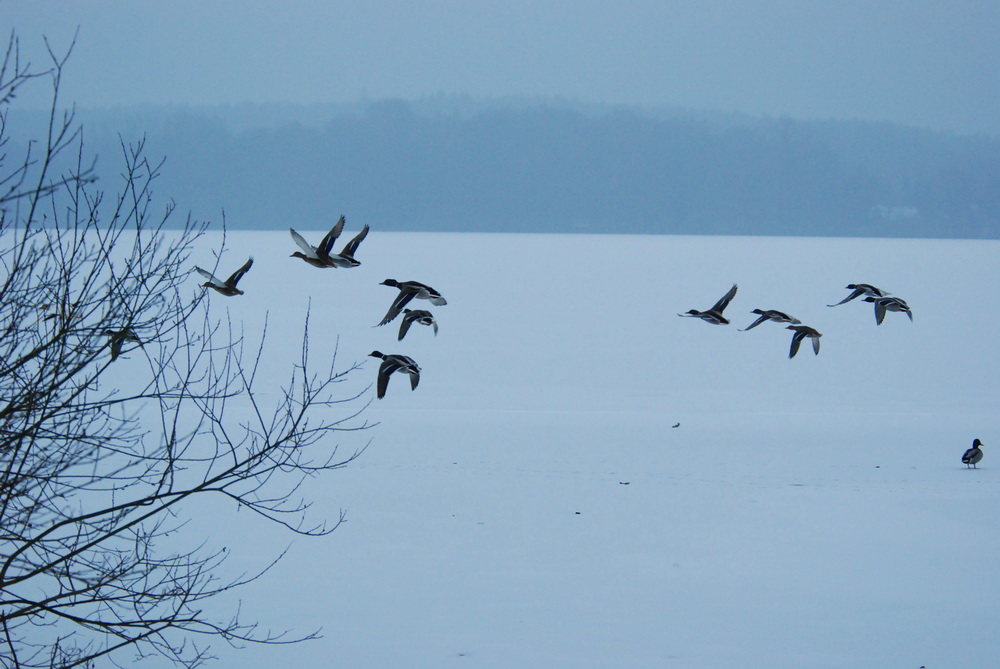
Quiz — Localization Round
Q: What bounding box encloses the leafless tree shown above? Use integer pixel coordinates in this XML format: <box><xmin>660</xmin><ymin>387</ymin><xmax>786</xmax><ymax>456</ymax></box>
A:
<box><xmin>0</xmin><ymin>33</ymin><xmax>372</xmax><ymax>668</ymax></box>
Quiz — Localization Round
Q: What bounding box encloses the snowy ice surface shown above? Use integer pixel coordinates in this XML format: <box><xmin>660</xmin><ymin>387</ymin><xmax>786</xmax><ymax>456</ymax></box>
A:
<box><xmin>170</xmin><ymin>231</ymin><xmax>997</xmax><ymax>668</ymax></box>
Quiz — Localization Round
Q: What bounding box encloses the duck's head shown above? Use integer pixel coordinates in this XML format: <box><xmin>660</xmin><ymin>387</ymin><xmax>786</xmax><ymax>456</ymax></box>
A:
<box><xmin>974</xmin><ymin>438</ymin><xmax>983</xmax><ymax>447</ymax></box>
<box><xmin>751</xmin><ymin>308</ymin><xmax>765</xmax><ymax>315</ymax></box>
<box><xmin>380</xmin><ymin>279</ymin><xmax>399</xmax><ymax>287</ymax></box>
<box><xmin>682</xmin><ymin>309</ymin><xmax>701</xmax><ymax>316</ymax></box>
<box><xmin>368</xmin><ymin>350</ymin><xmax>385</xmax><ymax>359</ymax></box>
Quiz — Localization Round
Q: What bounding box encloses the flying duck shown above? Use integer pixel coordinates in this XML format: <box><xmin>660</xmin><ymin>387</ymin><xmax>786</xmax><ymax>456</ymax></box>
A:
<box><xmin>787</xmin><ymin>325</ymin><xmax>822</xmax><ymax>358</ymax></box>
<box><xmin>102</xmin><ymin>327</ymin><xmax>142</xmax><ymax>361</ymax></box>
<box><xmin>195</xmin><ymin>257</ymin><xmax>253</xmax><ymax>296</ymax></box>
<box><xmin>962</xmin><ymin>439</ymin><xmax>984</xmax><ymax>468</ymax></box>
<box><xmin>398</xmin><ymin>309</ymin><xmax>438</xmax><ymax>341</ymax></box>
<box><xmin>368</xmin><ymin>350</ymin><xmax>421</xmax><ymax>399</ymax></box>
<box><xmin>740</xmin><ymin>308</ymin><xmax>801</xmax><ymax>332</ymax></box>
<box><xmin>679</xmin><ymin>284</ymin><xmax>738</xmax><ymax>325</ymax></box>
<box><xmin>828</xmin><ymin>283</ymin><xmax>887</xmax><ymax>307</ymax></box>
<box><xmin>863</xmin><ymin>296</ymin><xmax>912</xmax><ymax>325</ymax></box>
<box><xmin>377</xmin><ymin>280</ymin><xmax>447</xmax><ymax>326</ymax></box>
<box><xmin>290</xmin><ymin>216</ymin><xmax>370</xmax><ymax>268</ymax></box>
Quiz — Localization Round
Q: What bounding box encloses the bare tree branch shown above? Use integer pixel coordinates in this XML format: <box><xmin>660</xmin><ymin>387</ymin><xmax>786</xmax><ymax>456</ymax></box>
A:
<box><xmin>0</xmin><ymin>32</ymin><xmax>372</xmax><ymax>668</ymax></box>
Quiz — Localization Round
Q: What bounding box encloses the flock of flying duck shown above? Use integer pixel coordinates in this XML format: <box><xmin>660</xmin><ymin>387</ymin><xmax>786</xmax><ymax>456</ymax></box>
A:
<box><xmin>678</xmin><ymin>282</ymin><xmax>983</xmax><ymax>466</ymax></box>
<box><xmin>193</xmin><ymin>235</ymin><xmax>984</xmax><ymax>467</ymax></box>
<box><xmin>678</xmin><ymin>281</ymin><xmax>913</xmax><ymax>358</ymax></box>
<box><xmin>193</xmin><ymin>216</ymin><xmax>444</xmax><ymax>399</ymax></box>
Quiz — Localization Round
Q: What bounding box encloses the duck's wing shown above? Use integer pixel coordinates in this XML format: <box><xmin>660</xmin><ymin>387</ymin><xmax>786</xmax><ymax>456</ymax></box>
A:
<box><xmin>194</xmin><ymin>266</ymin><xmax>224</xmax><ymax>287</ymax></box>
<box><xmin>828</xmin><ymin>288</ymin><xmax>862</xmax><ymax>307</ymax></box>
<box><xmin>397</xmin><ymin>312</ymin><xmax>414</xmax><ymax>341</ymax></box>
<box><xmin>409</xmin><ymin>367</ymin><xmax>420</xmax><ymax>391</ymax></box>
<box><xmin>109</xmin><ymin>336</ymin><xmax>124</xmax><ymax>361</ymax></box>
<box><xmin>811</xmin><ymin>334</ymin><xmax>821</xmax><ymax>355</ymax></box>
<box><xmin>376</xmin><ymin>359</ymin><xmax>398</xmax><ymax>399</ymax></box>
<box><xmin>428</xmin><ymin>294</ymin><xmax>447</xmax><ymax>306</ymax></box>
<box><xmin>377</xmin><ymin>291</ymin><xmax>417</xmax><ymax>326</ymax></box>
<box><xmin>340</xmin><ymin>224</ymin><xmax>370</xmax><ymax>257</ymax></box>
<box><xmin>711</xmin><ymin>284</ymin><xmax>738</xmax><ymax>313</ymax></box>
<box><xmin>319</xmin><ymin>216</ymin><xmax>346</xmax><ymax>255</ymax></box>
<box><xmin>290</xmin><ymin>228</ymin><xmax>320</xmax><ymax>258</ymax></box>
<box><xmin>225</xmin><ymin>257</ymin><xmax>254</xmax><ymax>287</ymax></box>
<box><xmin>873</xmin><ymin>300</ymin><xmax>887</xmax><ymax>325</ymax></box>
<box><xmin>788</xmin><ymin>331</ymin><xmax>803</xmax><ymax>359</ymax></box>
<box><xmin>431</xmin><ymin>319</ymin><xmax>438</xmax><ymax>336</ymax></box>
<box><xmin>740</xmin><ymin>314</ymin><xmax>767</xmax><ymax>331</ymax></box>
<box><xmin>893</xmin><ymin>299</ymin><xmax>913</xmax><ymax>321</ymax></box>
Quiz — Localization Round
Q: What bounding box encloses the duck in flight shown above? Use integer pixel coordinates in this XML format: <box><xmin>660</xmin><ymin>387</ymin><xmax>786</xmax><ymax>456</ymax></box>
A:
<box><xmin>290</xmin><ymin>215</ymin><xmax>370</xmax><ymax>268</ymax></box>
<box><xmin>368</xmin><ymin>350</ymin><xmax>421</xmax><ymax>399</ymax></box>
<box><xmin>195</xmin><ymin>257</ymin><xmax>253</xmax><ymax>296</ymax></box>
<box><xmin>102</xmin><ymin>327</ymin><xmax>142</xmax><ymax>361</ymax></box>
<box><xmin>679</xmin><ymin>284</ymin><xmax>738</xmax><ymax>325</ymax></box>
<box><xmin>863</xmin><ymin>296</ymin><xmax>912</xmax><ymax>325</ymax></box>
<box><xmin>828</xmin><ymin>283</ymin><xmax>887</xmax><ymax>307</ymax></box>
<box><xmin>377</xmin><ymin>280</ymin><xmax>447</xmax><ymax>326</ymax></box>
<box><xmin>740</xmin><ymin>308</ymin><xmax>801</xmax><ymax>332</ymax></box>
<box><xmin>787</xmin><ymin>325</ymin><xmax>822</xmax><ymax>358</ymax></box>
<box><xmin>398</xmin><ymin>309</ymin><xmax>438</xmax><ymax>341</ymax></box>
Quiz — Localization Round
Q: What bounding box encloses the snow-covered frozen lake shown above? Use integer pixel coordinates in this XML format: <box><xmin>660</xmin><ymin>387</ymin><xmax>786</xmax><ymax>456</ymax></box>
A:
<box><xmin>183</xmin><ymin>230</ymin><xmax>997</xmax><ymax>668</ymax></box>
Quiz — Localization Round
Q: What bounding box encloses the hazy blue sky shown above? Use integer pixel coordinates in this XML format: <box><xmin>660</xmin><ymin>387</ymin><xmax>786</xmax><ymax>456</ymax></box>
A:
<box><xmin>5</xmin><ymin>1</ymin><xmax>1000</xmax><ymax>135</ymax></box>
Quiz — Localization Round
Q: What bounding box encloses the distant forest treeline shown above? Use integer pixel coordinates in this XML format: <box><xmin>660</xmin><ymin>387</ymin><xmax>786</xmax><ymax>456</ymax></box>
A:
<box><xmin>33</xmin><ymin>97</ymin><xmax>1000</xmax><ymax>237</ymax></box>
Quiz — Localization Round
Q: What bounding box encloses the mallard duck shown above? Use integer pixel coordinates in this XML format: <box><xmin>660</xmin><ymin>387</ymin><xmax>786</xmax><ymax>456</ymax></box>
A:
<box><xmin>368</xmin><ymin>350</ymin><xmax>421</xmax><ymax>399</ymax></box>
<box><xmin>290</xmin><ymin>216</ymin><xmax>369</xmax><ymax>268</ymax></box>
<box><xmin>195</xmin><ymin>257</ymin><xmax>253</xmax><ymax>296</ymax></box>
<box><xmin>102</xmin><ymin>328</ymin><xmax>142</xmax><ymax>361</ymax></box>
<box><xmin>828</xmin><ymin>283</ymin><xmax>887</xmax><ymax>307</ymax></box>
<box><xmin>963</xmin><ymin>439</ymin><xmax>984</xmax><ymax>468</ymax></box>
<box><xmin>679</xmin><ymin>284</ymin><xmax>738</xmax><ymax>325</ymax></box>
<box><xmin>740</xmin><ymin>308</ymin><xmax>801</xmax><ymax>331</ymax></box>
<box><xmin>377</xmin><ymin>280</ymin><xmax>447</xmax><ymax>326</ymax></box>
<box><xmin>398</xmin><ymin>309</ymin><xmax>438</xmax><ymax>341</ymax></box>
<box><xmin>787</xmin><ymin>324</ymin><xmax>822</xmax><ymax>358</ymax></box>
<box><xmin>863</xmin><ymin>296</ymin><xmax>912</xmax><ymax>325</ymax></box>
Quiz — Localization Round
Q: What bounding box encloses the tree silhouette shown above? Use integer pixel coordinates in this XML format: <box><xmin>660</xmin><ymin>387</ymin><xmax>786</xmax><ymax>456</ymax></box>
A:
<box><xmin>0</xmin><ymin>34</ymin><xmax>371</xmax><ymax>667</ymax></box>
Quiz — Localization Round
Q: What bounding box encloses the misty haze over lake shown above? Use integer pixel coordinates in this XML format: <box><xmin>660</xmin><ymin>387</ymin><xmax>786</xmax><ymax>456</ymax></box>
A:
<box><xmin>14</xmin><ymin>97</ymin><xmax>1000</xmax><ymax>238</ymax></box>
